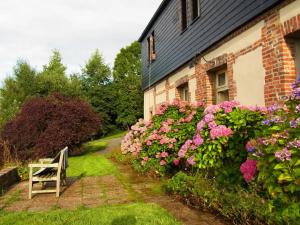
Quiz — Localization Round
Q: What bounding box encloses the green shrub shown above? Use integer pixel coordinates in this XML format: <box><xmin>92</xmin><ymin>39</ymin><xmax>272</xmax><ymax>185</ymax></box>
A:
<box><xmin>242</xmin><ymin>78</ymin><xmax>300</xmax><ymax>223</ymax></box>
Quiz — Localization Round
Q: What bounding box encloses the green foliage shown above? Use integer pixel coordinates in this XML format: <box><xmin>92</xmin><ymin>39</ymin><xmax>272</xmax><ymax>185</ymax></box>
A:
<box><xmin>0</xmin><ymin>61</ymin><xmax>37</xmax><ymax>127</ymax></box>
<box><xmin>166</xmin><ymin>172</ymin><xmax>271</xmax><ymax>225</ymax></box>
<box><xmin>113</xmin><ymin>41</ymin><xmax>143</xmax><ymax>128</ymax></box>
<box><xmin>80</xmin><ymin>50</ymin><xmax>116</xmax><ymax>135</ymax></box>
<box><xmin>0</xmin><ymin>51</ymin><xmax>82</xmax><ymax>128</ymax></box>
<box><xmin>245</xmin><ymin>79</ymin><xmax>300</xmax><ymax>223</ymax></box>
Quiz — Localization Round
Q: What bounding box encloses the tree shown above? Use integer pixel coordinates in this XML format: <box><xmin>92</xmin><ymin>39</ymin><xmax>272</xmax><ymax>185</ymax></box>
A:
<box><xmin>113</xmin><ymin>41</ymin><xmax>143</xmax><ymax>128</ymax></box>
<box><xmin>0</xmin><ymin>51</ymin><xmax>83</xmax><ymax>128</ymax></box>
<box><xmin>36</xmin><ymin>50</ymin><xmax>69</xmax><ymax>96</ymax></box>
<box><xmin>80</xmin><ymin>50</ymin><xmax>115</xmax><ymax>134</ymax></box>
<box><xmin>0</xmin><ymin>61</ymin><xmax>37</xmax><ymax>127</ymax></box>
<box><xmin>1</xmin><ymin>93</ymin><xmax>101</xmax><ymax>160</ymax></box>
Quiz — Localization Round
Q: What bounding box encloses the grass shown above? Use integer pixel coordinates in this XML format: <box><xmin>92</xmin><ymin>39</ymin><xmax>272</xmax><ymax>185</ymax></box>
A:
<box><xmin>67</xmin><ymin>132</ymin><xmax>126</xmax><ymax>177</ymax></box>
<box><xmin>0</xmin><ymin>203</ymin><xmax>181</xmax><ymax>225</ymax></box>
<box><xmin>0</xmin><ymin>190</ymin><xmax>22</xmax><ymax>210</ymax></box>
<box><xmin>67</xmin><ymin>154</ymin><xmax>118</xmax><ymax>177</ymax></box>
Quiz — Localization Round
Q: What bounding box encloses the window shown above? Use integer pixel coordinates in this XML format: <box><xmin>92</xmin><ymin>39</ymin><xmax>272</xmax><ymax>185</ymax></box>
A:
<box><xmin>147</xmin><ymin>31</ymin><xmax>156</xmax><ymax>62</ymax></box>
<box><xmin>180</xmin><ymin>0</ymin><xmax>187</xmax><ymax>31</ymax></box>
<box><xmin>215</xmin><ymin>70</ymin><xmax>229</xmax><ymax>104</ymax></box>
<box><xmin>178</xmin><ymin>83</ymin><xmax>190</xmax><ymax>102</ymax></box>
<box><xmin>191</xmin><ymin>0</ymin><xmax>201</xmax><ymax>21</ymax></box>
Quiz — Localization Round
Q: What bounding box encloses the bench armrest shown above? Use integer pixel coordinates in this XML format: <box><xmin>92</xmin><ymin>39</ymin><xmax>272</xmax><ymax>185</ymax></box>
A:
<box><xmin>28</xmin><ymin>163</ymin><xmax>59</xmax><ymax>168</ymax></box>
<box><xmin>39</xmin><ymin>158</ymin><xmax>54</xmax><ymax>163</ymax></box>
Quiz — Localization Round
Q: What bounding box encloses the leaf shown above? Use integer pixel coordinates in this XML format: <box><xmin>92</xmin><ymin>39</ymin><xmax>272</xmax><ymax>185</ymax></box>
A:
<box><xmin>278</xmin><ymin>173</ymin><xmax>293</xmax><ymax>182</ymax></box>
<box><xmin>274</xmin><ymin>164</ymin><xmax>286</xmax><ymax>170</ymax></box>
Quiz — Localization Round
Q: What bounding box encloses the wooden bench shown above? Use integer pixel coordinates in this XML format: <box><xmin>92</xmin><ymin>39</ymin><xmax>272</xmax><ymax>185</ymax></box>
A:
<box><xmin>28</xmin><ymin>147</ymin><xmax>68</xmax><ymax>199</ymax></box>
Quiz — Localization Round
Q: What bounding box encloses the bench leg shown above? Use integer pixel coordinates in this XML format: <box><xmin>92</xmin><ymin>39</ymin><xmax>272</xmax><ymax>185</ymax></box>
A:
<box><xmin>56</xmin><ymin>176</ymin><xmax>61</xmax><ymax>197</ymax></box>
<box><xmin>28</xmin><ymin>167</ymin><xmax>33</xmax><ymax>199</ymax></box>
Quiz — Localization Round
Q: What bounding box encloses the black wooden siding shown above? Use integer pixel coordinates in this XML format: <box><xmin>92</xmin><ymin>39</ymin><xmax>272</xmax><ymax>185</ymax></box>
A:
<box><xmin>140</xmin><ymin>0</ymin><xmax>281</xmax><ymax>90</ymax></box>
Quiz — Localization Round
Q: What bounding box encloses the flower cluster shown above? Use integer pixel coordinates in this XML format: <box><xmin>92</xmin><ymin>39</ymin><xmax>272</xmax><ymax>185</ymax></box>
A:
<box><xmin>291</xmin><ymin>77</ymin><xmax>300</xmax><ymax>99</ymax></box>
<box><xmin>121</xmin><ymin>119</ymin><xmax>150</xmax><ymax>155</ymax></box>
<box><xmin>274</xmin><ymin>148</ymin><xmax>292</xmax><ymax>161</ymax></box>
<box><xmin>240</xmin><ymin>159</ymin><xmax>257</xmax><ymax>182</ymax></box>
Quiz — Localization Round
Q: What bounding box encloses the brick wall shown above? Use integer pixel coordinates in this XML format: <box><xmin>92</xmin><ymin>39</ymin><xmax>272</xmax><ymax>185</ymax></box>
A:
<box><xmin>194</xmin><ymin>0</ymin><xmax>299</xmax><ymax>106</ymax></box>
<box><xmin>145</xmin><ymin>0</ymin><xmax>300</xmax><ymax>119</ymax></box>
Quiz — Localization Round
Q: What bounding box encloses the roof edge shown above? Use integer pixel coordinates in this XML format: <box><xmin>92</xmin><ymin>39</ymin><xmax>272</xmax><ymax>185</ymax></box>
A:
<box><xmin>138</xmin><ymin>0</ymin><xmax>171</xmax><ymax>42</ymax></box>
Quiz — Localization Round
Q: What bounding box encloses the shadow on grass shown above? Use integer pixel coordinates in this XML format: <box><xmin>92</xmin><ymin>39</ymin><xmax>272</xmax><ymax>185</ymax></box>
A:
<box><xmin>111</xmin><ymin>215</ymin><xmax>137</xmax><ymax>225</ymax></box>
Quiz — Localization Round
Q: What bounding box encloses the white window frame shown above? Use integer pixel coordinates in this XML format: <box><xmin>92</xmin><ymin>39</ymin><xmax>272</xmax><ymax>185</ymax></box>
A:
<box><xmin>215</xmin><ymin>70</ymin><xmax>229</xmax><ymax>104</ymax></box>
<box><xmin>178</xmin><ymin>83</ymin><xmax>190</xmax><ymax>102</ymax></box>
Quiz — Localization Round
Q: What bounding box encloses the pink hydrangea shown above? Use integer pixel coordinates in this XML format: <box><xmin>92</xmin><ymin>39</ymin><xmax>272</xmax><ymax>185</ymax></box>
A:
<box><xmin>197</xmin><ymin>121</ymin><xmax>206</xmax><ymax>131</ymax></box>
<box><xmin>146</xmin><ymin>140</ymin><xmax>152</xmax><ymax>146</ymax></box>
<box><xmin>275</xmin><ymin>148</ymin><xmax>292</xmax><ymax>161</ymax></box>
<box><xmin>161</xmin><ymin>151</ymin><xmax>168</xmax><ymax>158</ymax></box>
<box><xmin>204</xmin><ymin>105</ymin><xmax>221</xmax><ymax>114</ymax></box>
<box><xmin>178</xmin><ymin>149</ymin><xmax>186</xmax><ymax>158</ymax></box>
<box><xmin>240</xmin><ymin>159</ymin><xmax>257</xmax><ymax>182</ymax></box>
<box><xmin>187</xmin><ymin>156</ymin><xmax>196</xmax><ymax>166</ymax></box>
<box><xmin>219</xmin><ymin>101</ymin><xmax>239</xmax><ymax>113</ymax></box>
<box><xmin>208</xmin><ymin>121</ymin><xmax>217</xmax><ymax>129</ymax></box>
<box><xmin>160</xmin><ymin>137</ymin><xmax>168</xmax><ymax>145</ymax></box>
<box><xmin>193</xmin><ymin>134</ymin><xmax>203</xmax><ymax>146</ymax></box>
<box><xmin>170</xmin><ymin>138</ymin><xmax>177</xmax><ymax>143</ymax></box>
<box><xmin>210</xmin><ymin>125</ymin><xmax>233</xmax><ymax>139</ymax></box>
<box><xmin>160</xmin><ymin>160</ymin><xmax>166</xmax><ymax>166</ymax></box>
<box><xmin>143</xmin><ymin>157</ymin><xmax>149</xmax><ymax>161</ymax></box>
<box><xmin>173</xmin><ymin>159</ymin><xmax>180</xmax><ymax>166</ymax></box>
<box><xmin>204</xmin><ymin>114</ymin><xmax>214</xmax><ymax>123</ymax></box>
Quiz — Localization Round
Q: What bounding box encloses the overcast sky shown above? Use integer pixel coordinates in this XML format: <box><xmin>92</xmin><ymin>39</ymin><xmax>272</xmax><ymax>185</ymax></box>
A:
<box><xmin>0</xmin><ymin>0</ymin><xmax>162</xmax><ymax>84</ymax></box>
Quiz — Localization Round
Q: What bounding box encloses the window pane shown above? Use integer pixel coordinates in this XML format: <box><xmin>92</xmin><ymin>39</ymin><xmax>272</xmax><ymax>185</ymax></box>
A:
<box><xmin>217</xmin><ymin>90</ymin><xmax>229</xmax><ymax>103</ymax></box>
<box><xmin>181</xmin><ymin>0</ymin><xmax>187</xmax><ymax>31</ymax></box>
<box><xmin>218</xmin><ymin>73</ymin><xmax>226</xmax><ymax>86</ymax></box>
<box><xmin>192</xmin><ymin>0</ymin><xmax>200</xmax><ymax>20</ymax></box>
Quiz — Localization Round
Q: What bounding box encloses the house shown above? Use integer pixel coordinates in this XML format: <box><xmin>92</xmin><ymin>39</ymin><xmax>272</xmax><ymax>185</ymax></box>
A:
<box><xmin>138</xmin><ymin>0</ymin><xmax>300</xmax><ymax>120</ymax></box>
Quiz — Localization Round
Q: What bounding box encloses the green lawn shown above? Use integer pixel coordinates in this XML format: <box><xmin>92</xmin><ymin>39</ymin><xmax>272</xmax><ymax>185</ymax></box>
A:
<box><xmin>67</xmin><ymin>153</ymin><xmax>118</xmax><ymax>177</ymax></box>
<box><xmin>67</xmin><ymin>131</ymin><xmax>126</xmax><ymax>177</ymax></box>
<box><xmin>0</xmin><ymin>203</ymin><xmax>181</xmax><ymax>225</ymax></box>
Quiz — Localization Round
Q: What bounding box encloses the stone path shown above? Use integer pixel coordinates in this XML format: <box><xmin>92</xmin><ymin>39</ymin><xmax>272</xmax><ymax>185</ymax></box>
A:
<box><xmin>0</xmin><ymin>137</ymin><xmax>228</xmax><ymax>225</ymax></box>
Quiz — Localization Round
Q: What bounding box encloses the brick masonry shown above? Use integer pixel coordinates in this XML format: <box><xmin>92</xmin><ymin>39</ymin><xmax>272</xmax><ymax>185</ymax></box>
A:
<box><xmin>194</xmin><ymin>0</ymin><xmax>299</xmax><ymax>106</ymax></box>
<box><xmin>147</xmin><ymin>0</ymin><xmax>300</xmax><ymax>118</ymax></box>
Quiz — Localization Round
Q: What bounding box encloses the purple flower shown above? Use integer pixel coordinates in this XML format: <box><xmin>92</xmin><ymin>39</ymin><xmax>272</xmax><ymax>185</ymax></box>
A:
<box><xmin>193</xmin><ymin>134</ymin><xmax>203</xmax><ymax>146</ymax></box>
<box><xmin>287</xmin><ymin>140</ymin><xmax>300</xmax><ymax>148</ymax></box>
<box><xmin>187</xmin><ymin>155</ymin><xmax>196</xmax><ymax>166</ymax></box>
<box><xmin>290</xmin><ymin>118</ymin><xmax>300</xmax><ymax>128</ymax></box>
<box><xmin>197</xmin><ymin>121</ymin><xmax>206</xmax><ymax>131</ymax></box>
<box><xmin>204</xmin><ymin>114</ymin><xmax>214</xmax><ymax>123</ymax></box>
<box><xmin>208</xmin><ymin>121</ymin><xmax>217</xmax><ymax>129</ymax></box>
<box><xmin>246</xmin><ymin>140</ymin><xmax>256</xmax><ymax>153</ymax></box>
<box><xmin>275</xmin><ymin>148</ymin><xmax>292</xmax><ymax>161</ymax></box>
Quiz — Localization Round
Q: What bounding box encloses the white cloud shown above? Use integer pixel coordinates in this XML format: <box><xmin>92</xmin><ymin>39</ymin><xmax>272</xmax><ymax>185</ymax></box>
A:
<box><xmin>0</xmin><ymin>0</ymin><xmax>162</xmax><ymax>84</ymax></box>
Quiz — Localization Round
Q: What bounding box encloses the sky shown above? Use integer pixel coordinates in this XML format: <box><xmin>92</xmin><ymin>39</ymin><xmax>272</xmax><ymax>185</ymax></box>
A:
<box><xmin>0</xmin><ymin>0</ymin><xmax>162</xmax><ymax>84</ymax></box>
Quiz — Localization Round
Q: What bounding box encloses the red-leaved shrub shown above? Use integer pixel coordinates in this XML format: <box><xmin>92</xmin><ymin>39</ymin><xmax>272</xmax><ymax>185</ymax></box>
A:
<box><xmin>1</xmin><ymin>93</ymin><xmax>101</xmax><ymax>161</ymax></box>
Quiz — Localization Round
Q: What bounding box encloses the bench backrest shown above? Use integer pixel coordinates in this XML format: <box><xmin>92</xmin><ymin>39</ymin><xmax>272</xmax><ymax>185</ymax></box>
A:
<box><xmin>34</xmin><ymin>147</ymin><xmax>68</xmax><ymax>176</ymax></box>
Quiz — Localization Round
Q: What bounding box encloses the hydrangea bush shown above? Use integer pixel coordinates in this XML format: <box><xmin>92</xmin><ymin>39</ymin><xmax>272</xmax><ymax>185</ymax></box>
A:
<box><xmin>242</xmin><ymin>78</ymin><xmax>300</xmax><ymax>222</ymax></box>
<box><xmin>121</xmin><ymin>78</ymin><xmax>300</xmax><ymax>224</ymax></box>
<box><xmin>122</xmin><ymin>99</ymin><xmax>266</xmax><ymax>183</ymax></box>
